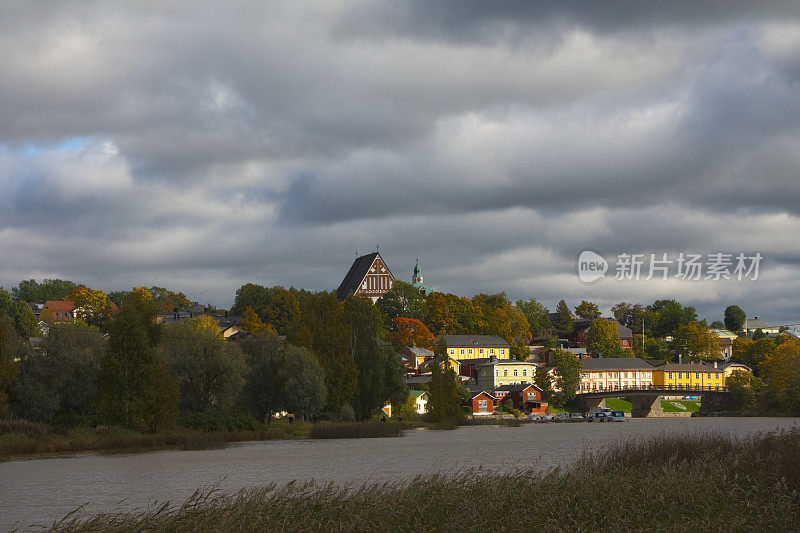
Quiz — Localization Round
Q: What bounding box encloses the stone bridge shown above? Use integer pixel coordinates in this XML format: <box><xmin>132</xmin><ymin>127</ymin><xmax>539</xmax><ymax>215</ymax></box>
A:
<box><xmin>576</xmin><ymin>385</ymin><xmax>730</xmax><ymax>417</ymax></box>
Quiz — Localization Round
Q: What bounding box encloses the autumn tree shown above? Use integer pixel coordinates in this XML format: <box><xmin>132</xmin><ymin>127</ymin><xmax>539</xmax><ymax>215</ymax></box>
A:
<box><xmin>760</xmin><ymin>337</ymin><xmax>800</xmax><ymax>414</ymax></box>
<box><xmin>732</xmin><ymin>337</ymin><xmax>776</xmax><ymax>371</ymax></box>
<box><xmin>586</xmin><ymin>319</ymin><xmax>625</xmax><ymax>358</ymax></box>
<box><xmin>724</xmin><ymin>305</ymin><xmax>747</xmax><ymax>332</ymax></box>
<box><xmin>232</xmin><ymin>284</ymin><xmax>300</xmax><ymax>336</ymax></box>
<box><xmin>388</xmin><ymin>317</ymin><xmax>435</xmax><ymax>349</ymax></box>
<box><xmin>148</xmin><ymin>286</ymin><xmax>193</xmax><ymax>313</ymax></box>
<box><xmin>240</xmin><ymin>306</ymin><xmax>277</xmax><ymax>336</ymax></box>
<box><xmin>574</xmin><ymin>300</ymin><xmax>601</xmax><ymax>319</ymax></box>
<box><xmin>69</xmin><ymin>286</ymin><xmax>116</xmax><ymax>329</ymax></box>
<box><xmin>96</xmin><ymin>288</ymin><xmax>178</xmax><ymax>431</ymax></box>
<box><xmin>426</xmin><ymin>292</ymin><xmax>455</xmax><ymax>335</ymax></box>
<box><xmin>552</xmin><ymin>300</ymin><xmax>573</xmax><ymax>338</ymax></box>
<box><xmin>672</xmin><ymin>321</ymin><xmax>722</xmax><ymax>362</ymax></box>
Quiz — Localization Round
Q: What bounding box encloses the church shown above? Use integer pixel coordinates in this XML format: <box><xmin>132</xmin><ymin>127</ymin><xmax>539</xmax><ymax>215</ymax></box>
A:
<box><xmin>336</xmin><ymin>252</ymin><xmax>433</xmax><ymax>302</ymax></box>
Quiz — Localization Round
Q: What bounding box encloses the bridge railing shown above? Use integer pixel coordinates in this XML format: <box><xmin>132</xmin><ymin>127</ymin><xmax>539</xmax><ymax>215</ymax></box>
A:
<box><xmin>577</xmin><ymin>383</ymin><xmax>728</xmax><ymax>394</ymax></box>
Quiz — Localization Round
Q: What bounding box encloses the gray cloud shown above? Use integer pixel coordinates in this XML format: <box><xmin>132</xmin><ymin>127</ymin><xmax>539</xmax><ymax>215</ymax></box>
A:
<box><xmin>1</xmin><ymin>1</ymin><xmax>800</xmax><ymax>326</ymax></box>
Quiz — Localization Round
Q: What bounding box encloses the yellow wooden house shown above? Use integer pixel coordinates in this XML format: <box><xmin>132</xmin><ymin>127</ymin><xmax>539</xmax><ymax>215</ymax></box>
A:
<box><xmin>653</xmin><ymin>363</ymin><xmax>725</xmax><ymax>390</ymax></box>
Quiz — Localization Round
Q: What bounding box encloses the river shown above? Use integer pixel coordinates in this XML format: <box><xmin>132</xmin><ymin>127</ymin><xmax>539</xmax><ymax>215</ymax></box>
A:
<box><xmin>2</xmin><ymin>417</ymin><xmax>799</xmax><ymax>531</ymax></box>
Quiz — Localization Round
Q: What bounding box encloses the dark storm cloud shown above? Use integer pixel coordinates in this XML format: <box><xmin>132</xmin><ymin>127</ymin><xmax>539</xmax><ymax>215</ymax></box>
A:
<box><xmin>1</xmin><ymin>1</ymin><xmax>800</xmax><ymax>324</ymax></box>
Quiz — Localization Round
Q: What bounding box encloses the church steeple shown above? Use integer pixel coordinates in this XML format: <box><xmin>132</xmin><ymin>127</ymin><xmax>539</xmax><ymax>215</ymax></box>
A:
<box><xmin>412</xmin><ymin>259</ymin><xmax>422</xmax><ymax>284</ymax></box>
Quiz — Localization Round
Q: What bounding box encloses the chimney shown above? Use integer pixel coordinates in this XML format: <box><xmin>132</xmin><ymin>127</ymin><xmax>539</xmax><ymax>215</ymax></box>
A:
<box><xmin>714</xmin><ymin>361</ymin><xmax>718</xmax><ymax>368</ymax></box>
<box><xmin>678</xmin><ymin>354</ymin><xmax>682</xmax><ymax>364</ymax></box>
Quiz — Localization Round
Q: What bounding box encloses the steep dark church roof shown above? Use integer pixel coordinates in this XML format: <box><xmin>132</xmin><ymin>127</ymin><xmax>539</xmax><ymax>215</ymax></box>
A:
<box><xmin>336</xmin><ymin>252</ymin><xmax>382</xmax><ymax>301</ymax></box>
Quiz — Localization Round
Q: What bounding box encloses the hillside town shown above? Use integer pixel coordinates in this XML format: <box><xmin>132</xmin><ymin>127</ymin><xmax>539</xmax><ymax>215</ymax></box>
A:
<box><xmin>2</xmin><ymin>250</ymin><xmax>799</xmax><ymax>427</ymax></box>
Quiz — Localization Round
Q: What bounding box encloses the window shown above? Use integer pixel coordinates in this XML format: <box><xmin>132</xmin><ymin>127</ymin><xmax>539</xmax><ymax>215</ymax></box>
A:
<box><xmin>460</xmin><ymin>349</ymin><xmax>465</xmax><ymax>355</ymax></box>
<box><xmin>478</xmin><ymin>400</ymin><xmax>488</xmax><ymax>412</ymax></box>
<box><xmin>523</xmin><ymin>369</ymin><xmax>527</xmax><ymax>376</ymax></box>
<box><xmin>513</xmin><ymin>368</ymin><xmax>518</xmax><ymax>376</ymax></box>
<box><xmin>495</xmin><ymin>370</ymin><xmax>498</xmax><ymax>376</ymax></box>
<box><xmin>678</xmin><ymin>372</ymin><xmax>683</xmax><ymax>379</ymax></box>
<box><xmin>668</xmin><ymin>372</ymin><xmax>673</xmax><ymax>379</ymax></box>
<box><xmin>707</xmin><ymin>372</ymin><xmax>711</xmax><ymax>378</ymax></box>
<box><xmin>479</xmin><ymin>348</ymin><xmax>484</xmax><ymax>355</ymax></box>
<box><xmin>469</xmin><ymin>349</ymin><xmax>473</xmax><ymax>355</ymax></box>
<box><xmin>449</xmin><ymin>349</ymin><xmax>455</xmax><ymax>355</ymax></box>
<box><xmin>503</xmin><ymin>369</ymin><xmax>508</xmax><ymax>377</ymax></box>
<box><xmin>490</xmin><ymin>348</ymin><xmax>495</xmax><ymax>355</ymax></box>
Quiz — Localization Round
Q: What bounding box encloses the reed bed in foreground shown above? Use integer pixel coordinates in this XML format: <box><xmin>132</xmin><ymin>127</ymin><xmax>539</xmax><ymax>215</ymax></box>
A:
<box><xmin>308</xmin><ymin>421</ymin><xmax>403</xmax><ymax>439</ymax></box>
<box><xmin>50</xmin><ymin>428</ymin><xmax>800</xmax><ymax>532</ymax></box>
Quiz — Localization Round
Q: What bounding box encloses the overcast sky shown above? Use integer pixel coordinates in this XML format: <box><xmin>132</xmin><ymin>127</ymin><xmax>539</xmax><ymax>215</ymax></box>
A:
<box><xmin>2</xmin><ymin>1</ymin><xmax>800</xmax><ymax>325</ymax></box>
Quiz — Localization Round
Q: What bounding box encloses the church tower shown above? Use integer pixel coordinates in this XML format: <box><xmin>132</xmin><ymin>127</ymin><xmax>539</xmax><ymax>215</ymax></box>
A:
<box><xmin>412</xmin><ymin>259</ymin><xmax>423</xmax><ymax>285</ymax></box>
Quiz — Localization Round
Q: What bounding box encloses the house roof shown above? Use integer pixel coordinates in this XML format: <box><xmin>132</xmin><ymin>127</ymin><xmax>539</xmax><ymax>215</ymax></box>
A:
<box><xmin>409</xmin><ymin>390</ymin><xmax>428</xmax><ymax>399</ymax></box>
<box><xmin>660</xmin><ymin>363</ymin><xmax>722</xmax><ymax>372</ymax></box>
<box><xmin>744</xmin><ymin>317</ymin><xmax>775</xmax><ymax>330</ymax></box>
<box><xmin>403</xmin><ymin>375</ymin><xmax>432</xmax><ymax>385</ymax></box>
<box><xmin>474</xmin><ymin>359</ymin><xmax>536</xmax><ymax>368</ymax></box>
<box><xmin>710</xmin><ymin>328</ymin><xmax>738</xmax><ymax>338</ymax></box>
<box><xmin>336</xmin><ymin>252</ymin><xmax>389</xmax><ymax>301</ymax></box>
<box><xmin>464</xmin><ymin>385</ymin><xmax>495</xmax><ymax>399</ymax></box>
<box><xmin>572</xmin><ymin>317</ymin><xmax>633</xmax><ymax>339</ymax></box>
<box><xmin>581</xmin><ymin>358</ymin><xmax>654</xmax><ymax>371</ymax></box>
<box><xmin>455</xmin><ymin>357</ymin><xmax>493</xmax><ymax>365</ymax></box>
<box><xmin>718</xmin><ymin>362</ymin><xmax>752</xmax><ymax>371</ymax></box>
<box><xmin>404</xmin><ymin>347</ymin><xmax>433</xmax><ymax>357</ymax></box>
<box><xmin>494</xmin><ymin>383</ymin><xmax>541</xmax><ymax>393</ymax></box>
<box><xmin>44</xmin><ymin>300</ymin><xmax>75</xmax><ymax>312</ymax></box>
<box><xmin>439</xmin><ymin>335</ymin><xmax>510</xmax><ymax>348</ymax></box>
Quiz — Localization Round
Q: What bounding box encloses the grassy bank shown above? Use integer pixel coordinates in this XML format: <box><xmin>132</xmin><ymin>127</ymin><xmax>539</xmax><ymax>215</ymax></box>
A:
<box><xmin>48</xmin><ymin>429</ymin><xmax>800</xmax><ymax>531</ymax></box>
<box><xmin>602</xmin><ymin>398</ymin><xmax>700</xmax><ymax>414</ymax></box>
<box><xmin>0</xmin><ymin>418</ymin><xmax>308</xmax><ymax>459</ymax></box>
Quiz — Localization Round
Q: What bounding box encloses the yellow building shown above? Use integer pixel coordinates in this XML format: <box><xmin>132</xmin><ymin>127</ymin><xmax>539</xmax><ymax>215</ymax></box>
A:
<box><xmin>719</xmin><ymin>362</ymin><xmax>752</xmax><ymax>384</ymax></box>
<box><xmin>474</xmin><ymin>358</ymin><xmax>536</xmax><ymax>389</ymax></box>
<box><xmin>653</xmin><ymin>363</ymin><xmax>725</xmax><ymax>390</ymax></box>
<box><xmin>440</xmin><ymin>335</ymin><xmax>510</xmax><ymax>361</ymax></box>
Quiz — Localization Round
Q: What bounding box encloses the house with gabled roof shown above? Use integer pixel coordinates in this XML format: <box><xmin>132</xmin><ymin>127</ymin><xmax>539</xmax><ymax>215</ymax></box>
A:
<box><xmin>336</xmin><ymin>251</ymin><xmax>396</xmax><ymax>302</ymax></box>
<box><xmin>743</xmin><ymin>316</ymin><xmax>779</xmax><ymax>337</ymax></box>
<box><xmin>40</xmin><ymin>300</ymin><xmax>76</xmax><ymax>323</ymax></box>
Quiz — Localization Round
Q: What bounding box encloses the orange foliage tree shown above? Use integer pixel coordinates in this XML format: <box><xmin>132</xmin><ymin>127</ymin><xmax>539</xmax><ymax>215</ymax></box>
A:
<box><xmin>389</xmin><ymin>317</ymin><xmax>435</xmax><ymax>349</ymax></box>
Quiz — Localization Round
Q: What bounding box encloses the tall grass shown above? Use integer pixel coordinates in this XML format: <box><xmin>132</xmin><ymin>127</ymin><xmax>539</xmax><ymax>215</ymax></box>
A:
<box><xmin>49</xmin><ymin>428</ymin><xmax>800</xmax><ymax>531</ymax></box>
<box><xmin>309</xmin><ymin>421</ymin><xmax>403</xmax><ymax>439</ymax></box>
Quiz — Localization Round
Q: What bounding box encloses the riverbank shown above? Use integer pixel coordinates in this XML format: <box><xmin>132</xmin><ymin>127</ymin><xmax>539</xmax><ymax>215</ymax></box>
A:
<box><xmin>48</xmin><ymin>428</ymin><xmax>800</xmax><ymax>531</ymax></box>
<box><xmin>0</xmin><ymin>418</ymin><xmax>309</xmax><ymax>460</ymax></box>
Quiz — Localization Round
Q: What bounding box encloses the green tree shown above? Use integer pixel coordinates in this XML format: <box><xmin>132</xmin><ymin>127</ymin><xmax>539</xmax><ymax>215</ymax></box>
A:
<box><xmin>240</xmin><ymin>335</ymin><xmax>285</xmax><ymax>424</ymax></box>
<box><xmin>752</xmin><ymin>329</ymin><xmax>766</xmax><ymax>341</ymax></box>
<box><xmin>551</xmin><ymin>348</ymin><xmax>582</xmax><ymax>406</ymax></box>
<box><xmin>574</xmin><ymin>300</ymin><xmax>601</xmax><ymax>319</ymax></box>
<box><xmin>0</xmin><ymin>314</ymin><xmax>20</xmax><ymax>417</ymax></box>
<box><xmin>760</xmin><ymin>337</ymin><xmax>800</xmax><ymax>414</ymax></box>
<box><xmin>732</xmin><ymin>337</ymin><xmax>776</xmax><ymax>371</ymax></box>
<box><xmin>96</xmin><ymin>288</ymin><xmax>178</xmax><ymax>431</ymax></box>
<box><xmin>724</xmin><ymin>305</ymin><xmax>747</xmax><ymax>332</ymax></box>
<box><xmin>0</xmin><ymin>287</ymin><xmax>12</xmax><ymax>316</ymax></box>
<box><xmin>726</xmin><ymin>371</ymin><xmax>764</xmax><ymax>411</ymax></box>
<box><xmin>344</xmin><ymin>296</ymin><xmax>399</xmax><ymax>420</ymax></box>
<box><xmin>611</xmin><ymin>302</ymin><xmax>645</xmax><ymax>334</ymax></box>
<box><xmin>376</xmin><ymin>280</ymin><xmax>428</xmax><ymax>326</ymax></box>
<box><xmin>709</xmin><ymin>321</ymin><xmax>725</xmax><ymax>329</ymax></box>
<box><xmin>10</xmin><ymin>325</ymin><xmax>105</xmax><ymax>422</ymax></box>
<box><xmin>647</xmin><ymin>299</ymin><xmax>697</xmax><ymax>339</ymax></box>
<box><xmin>279</xmin><ymin>344</ymin><xmax>327</xmax><ymax>420</ymax></box>
<box><xmin>586</xmin><ymin>319</ymin><xmax>625</xmax><ymax>358</ymax></box>
<box><xmin>10</xmin><ymin>300</ymin><xmax>40</xmax><ymax>338</ymax></box>
<box><xmin>427</xmin><ymin>339</ymin><xmax>463</xmax><ymax>422</ymax></box>
<box><xmin>13</xmin><ymin>278</ymin><xmax>80</xmax><ymax>303</ymax></box>
<box><xmin>159</xmin><ymin>319</ymin><xmax>246</xmax><ymax>413</ymax></box>
<box><xmin>534</xmin><ymin>365</ymin><xmax>553</xmax><ymax>403</ymax></box>
<box><xmin>516</xmin><ymin>298</ymin><xmax>551</xmax><ymax>339</ymax></box>
<box><xmin>552</xmin><ymin>300</ymin><xmax>573</xmax><ymax>338</ymax></box>
<box><xmin>291</xmin><ymin>291</ymin><xmax>357</xmax><ymax>416</ymax></box>
<box><xmin>148</xmin><ymin>286</ymin><xmax>193</xmax><ymax>313</ymax></box>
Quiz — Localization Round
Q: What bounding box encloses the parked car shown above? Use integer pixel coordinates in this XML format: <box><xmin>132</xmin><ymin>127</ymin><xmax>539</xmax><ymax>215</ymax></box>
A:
<box><xmin>609</xmin><ymin>410</ymin><xmax>628</xmax><ymax>422</ymax></box>
<box><xmin>569</xmin><ymin>412</ymin><xmax>584</xmax><ymax>422</ymax></box>
<box><xmin>587</xmin><ymin>412</ymin><xmax>608</xmax><ymax>422</ymax></box>
<box><xmin>525</xmin><ymin>414</ymin><xmax>542</xmax><ymax>423</ymax></box>
<box><xmin>554</xmin><ymin>412</ymin><xmax>571</xmax><ymax>422</ymax></box>
<box><xmin>538</xmin><ymin>414</ymin><xmax>555</xmax><ymax>423</ymax></box>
